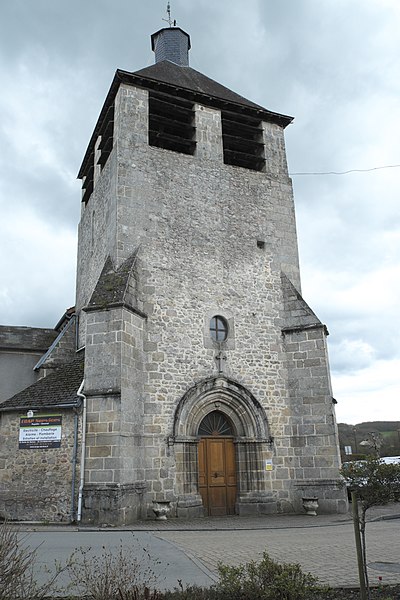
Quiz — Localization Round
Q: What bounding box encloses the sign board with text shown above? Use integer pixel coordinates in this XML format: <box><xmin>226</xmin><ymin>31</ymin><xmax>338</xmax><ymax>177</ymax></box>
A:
<box><xmin>19</xmin><ymin>415</ymin><xmax>62</xmax><ymax>449</ymax></box>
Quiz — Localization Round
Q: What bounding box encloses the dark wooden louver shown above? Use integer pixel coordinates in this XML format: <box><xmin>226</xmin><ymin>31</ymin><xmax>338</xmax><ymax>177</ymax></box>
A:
<box><xmin>149</xmin><ymin>90</ymin><xmax>196</xmax><ymax>155</ymax></box>
<box><xmin>81</xmin><ymin>103</ymin><xmax>114</xmax><ymax>204</ymax></box>
<box><xmin>222</xmin><ymin>110</ymin><xmax>265</xmax><ymax>172</ymax></box>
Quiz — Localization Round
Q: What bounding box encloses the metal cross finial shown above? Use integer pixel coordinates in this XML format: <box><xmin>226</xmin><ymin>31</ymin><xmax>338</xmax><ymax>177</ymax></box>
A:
<box><xmin>163</xmin><ymin>2</ymin><xmax>176</xmax><ymax>27</ymax></box>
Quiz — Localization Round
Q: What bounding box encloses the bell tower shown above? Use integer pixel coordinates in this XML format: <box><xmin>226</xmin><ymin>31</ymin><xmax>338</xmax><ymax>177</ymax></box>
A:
<box><xmin>75</xmin><ymin>25</ymin><xmax>346</xmax><ymax>524</ymax></box>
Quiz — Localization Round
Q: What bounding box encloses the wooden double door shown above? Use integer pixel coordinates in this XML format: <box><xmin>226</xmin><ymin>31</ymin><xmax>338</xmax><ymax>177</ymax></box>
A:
<box><xmin>198</xmin><ymin>437</ymin><xmax>237</xmax><ymax>516</ymax></box>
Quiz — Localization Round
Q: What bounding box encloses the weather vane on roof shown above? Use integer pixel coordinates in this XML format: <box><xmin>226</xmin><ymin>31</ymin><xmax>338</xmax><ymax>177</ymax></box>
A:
<box><xmin>163</xmin><ymin>2</ymin><xmax>176</xmax><ymax>27</ymax></box>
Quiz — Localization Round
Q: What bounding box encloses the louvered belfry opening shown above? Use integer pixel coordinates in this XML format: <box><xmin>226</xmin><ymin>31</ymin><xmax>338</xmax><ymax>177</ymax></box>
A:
<box><xmin>97</xmin><ymin>102</ymin><xmax>114</xmax><ymax>170</ymax></box>
<box><xmin>81</xmin><ymin>102</ymin><xmax>114</xmax><ymax>204</ymax></box>
<box><xmin>221</xmin><ymin>110</ymin><xmax>265</xmax><ymax>172</ymax></box>
<box><xmin>81</xmin><ymin>152</ymin><xmax>94</xmax><ymax>205</ymax></box>
<box><xmin>148</xmin><ymin>90</ymin><xmax>196</xmax><ymax>155</ymax></box>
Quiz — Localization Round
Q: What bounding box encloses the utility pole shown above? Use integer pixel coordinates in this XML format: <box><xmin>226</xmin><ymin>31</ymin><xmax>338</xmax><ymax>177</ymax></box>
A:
<box><xmin>353</xmin><ymin>426</ymin><xmax>358</xmax><ymax>455</ymax></box>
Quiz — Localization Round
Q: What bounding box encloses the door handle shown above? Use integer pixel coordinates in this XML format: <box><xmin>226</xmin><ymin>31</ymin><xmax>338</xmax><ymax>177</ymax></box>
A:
<box><xmin>213</xmin><ymin>472</ymin><xmax>219</xmax><ymax>478</ymax></box>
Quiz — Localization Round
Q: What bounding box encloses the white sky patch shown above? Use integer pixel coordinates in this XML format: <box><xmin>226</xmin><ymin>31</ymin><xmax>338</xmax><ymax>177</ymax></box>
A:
<box><xmin>334</xmin><ymin>358</ymin><xmax>400</xmax><ymax>424</ymax></box>
<box><xmin>331</xmin><ymin>339</ymin><xmax>376</xmax><ymax>371</ymax></box>
<box><xmin>0</xmin><ymin>207</ymin><xmax>76</xmax><ymax>327</ymax></box>
<box><xmin>302</xmin><ymin>264</ymin><xmax>400</xmax><ymax>318</ymax></box>
<box><xmin>0</xmin><ymin>52</ymin><xmax>89</xmax><ymax>187</ymax></box>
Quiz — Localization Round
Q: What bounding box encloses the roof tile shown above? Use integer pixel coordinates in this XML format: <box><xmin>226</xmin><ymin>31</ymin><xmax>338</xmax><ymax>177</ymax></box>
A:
<box><xmin>0</xmin><ymin>356</ymin><xmax>84</xmax><ymax>411</ymax></box>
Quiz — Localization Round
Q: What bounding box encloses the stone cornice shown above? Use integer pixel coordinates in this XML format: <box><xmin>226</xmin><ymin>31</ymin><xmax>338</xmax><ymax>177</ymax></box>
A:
<box><xmin>82</xmin><ymin>301</ymin><xmax>147</xmax><ymax>320</ymax></box>
<box><xmin>281</xmin><ymin>323</ymin><xmax>329</xmax><ymax>336</ymax></box>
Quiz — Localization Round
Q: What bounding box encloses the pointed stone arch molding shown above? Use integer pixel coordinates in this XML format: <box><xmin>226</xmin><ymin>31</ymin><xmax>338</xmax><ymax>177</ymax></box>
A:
<box><xmin>171</xmin><ymin>377</ymin><xmax>277</xmax><ymax>518</ymax></box>
<box><xmin>171</xmin><ymin>376</ymin><xmax>272</xmax><ymax>443</ymax></box>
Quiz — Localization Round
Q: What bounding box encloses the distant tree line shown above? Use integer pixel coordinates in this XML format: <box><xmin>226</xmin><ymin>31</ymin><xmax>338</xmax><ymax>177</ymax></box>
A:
<box><xmin>338</xmin><ymin>421</ymin><xmax>400</xmax><ymax>462</ymax></box>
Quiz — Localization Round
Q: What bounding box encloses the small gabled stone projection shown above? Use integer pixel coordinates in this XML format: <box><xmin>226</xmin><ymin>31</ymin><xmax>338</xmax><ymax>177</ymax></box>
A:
<box><xmin>280</xmin><ymin>272</ymin><xmax>325</xmax><ymax>332</ymax></box>
<box><xmin>85</xmin><ymin>252</ymin><xmax>138</xmax><ymax>312</ymax></box>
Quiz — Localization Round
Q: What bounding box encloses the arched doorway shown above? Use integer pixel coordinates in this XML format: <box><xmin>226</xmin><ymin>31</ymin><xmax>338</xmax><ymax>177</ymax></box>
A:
<box><xmin>171</xmin><ymin>377</ymin><xmax>274</xmax><ymax>519</ymax></box>
<box><xmin>197</xmin><ymin>411</ymin><xmax>237</xmax><ymax>516</ymax></box>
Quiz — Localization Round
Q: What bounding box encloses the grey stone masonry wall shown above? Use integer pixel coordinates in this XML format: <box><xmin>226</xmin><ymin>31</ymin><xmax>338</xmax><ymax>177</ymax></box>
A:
<box><xmin>75</xmin><ymin>79</ymin><xmax>345</xmax><ymax>522</ymax></box>
<box><xmin>75</xmin><ymin>150</ymin><xmax>118</xmax><ymax>349</ymax></box>
<box><xmin>0</xmin><ymin>326</ymin><xmax>57</xmax><ymax>352</ymax></box>
<box><xmin>0</xmin><ymin>409</ymin><xmax>79</xmax><ymax>522</ymax></box>
<box><xmin>75</xmin><ymin>84</ymin><xmax>149</xmax><ymax>351</ymax></box>
<box><xmin>195</xmin><ymin>104</ymin><xmax>223</xmax><ymax>161</ymax></box>
<box><xmin>82</xmin><ymin>305</ymin><xmax>146</xmax><ymax>524</ymax></box>
<box><xmin>282</xmin><ymin>325</ymin><xmax>346</xmax><ymax>514</ymax></box>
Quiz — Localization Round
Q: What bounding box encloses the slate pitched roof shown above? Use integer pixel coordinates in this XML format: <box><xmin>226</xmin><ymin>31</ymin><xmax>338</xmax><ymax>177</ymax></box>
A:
<box><xmin>0</xmin><ymin>356</ymin><xmax>84</xmax><ymax>411</ymax></box>
<box><xmin>134</xmin><ymin>61</ymin><xmax>269</xmax><ymax>112</ymax></box>
<box><xmin>78</xmin><ymin>61</ymin><xmax>293</xmax><ymax>179</ymax></box>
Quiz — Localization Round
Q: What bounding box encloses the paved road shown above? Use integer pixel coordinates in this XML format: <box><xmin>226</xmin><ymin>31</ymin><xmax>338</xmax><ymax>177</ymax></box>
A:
<box><xmin>18</xmin><ymin>507</ymin><xmax>400</xmax><ymax>593</ymax></box>
<box><xmin>22</xmin><ymin>530</ymin><xmax>215</xmax><ymax>593</ymax></box>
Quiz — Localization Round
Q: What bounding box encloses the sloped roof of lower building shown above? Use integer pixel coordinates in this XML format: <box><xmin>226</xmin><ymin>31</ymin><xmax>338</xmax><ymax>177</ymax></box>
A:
<box><xmin>0</xmin><ymin>356</ymin><xmax>84</xmax><ymax>411</ymax></box>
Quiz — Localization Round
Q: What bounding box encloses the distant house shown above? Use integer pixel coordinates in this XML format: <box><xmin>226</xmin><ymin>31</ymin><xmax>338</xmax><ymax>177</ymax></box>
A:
<box><xmin>0</xmin><ymin>325</ymin><xmax>57</xmax><ymax>402</ymax></box>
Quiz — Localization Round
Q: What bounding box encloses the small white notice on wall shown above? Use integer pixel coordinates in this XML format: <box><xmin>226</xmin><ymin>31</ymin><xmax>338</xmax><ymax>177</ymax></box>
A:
<box><xmin>265</xmin><ymin>459</ymin><xmax>273</xmax><ymax>471</ymax></box>
<box><xmin>19</xmin><ymin>415</ymin><xmax>62</xmax><ymax>449</ymax></box>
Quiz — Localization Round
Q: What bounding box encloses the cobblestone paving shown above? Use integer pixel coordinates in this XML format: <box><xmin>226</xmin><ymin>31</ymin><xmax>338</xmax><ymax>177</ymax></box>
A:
<box><xmin>155</xmin><ymin>519</ymin><xmax>400</xmax><ymax>587</ymax></box>
<box><xmin>20</xmin><ymin>505</ymin><xmax>400</xmax><ymax>589</ymax></box>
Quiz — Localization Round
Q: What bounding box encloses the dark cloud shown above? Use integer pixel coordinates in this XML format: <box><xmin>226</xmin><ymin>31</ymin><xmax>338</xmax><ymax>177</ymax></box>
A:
<box><xmin>1</xmin><ymin>0</ymin><xmax>399</xmax><ymax>422</ymax></box>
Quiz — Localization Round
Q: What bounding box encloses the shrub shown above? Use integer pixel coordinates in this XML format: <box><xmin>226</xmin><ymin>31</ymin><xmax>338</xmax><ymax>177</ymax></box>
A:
<box><xmin>213</xmin><ymin>551</ymin><xmax>328</xmax><ymax>600</ymax></box>
<box><xmin>0</xmin><ymin>522</ymin><xmax>329</xmax><ymax>600</ymax></box>
<box><xmin>161</xmin><ymin>584</ymin><xmax>217</xmax><ymax>599</ymax></box>
<box><xmin>67</xmin><ymin>543</ymin><xmax>162</xmax><ymax>600</ymax></box>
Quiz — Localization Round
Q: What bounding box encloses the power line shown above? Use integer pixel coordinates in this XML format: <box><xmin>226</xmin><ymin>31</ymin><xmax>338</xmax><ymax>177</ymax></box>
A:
<box><xmin>289</xmin><ymin>164</ymin><xmax>400</xmax><ymax>176</ymax></box>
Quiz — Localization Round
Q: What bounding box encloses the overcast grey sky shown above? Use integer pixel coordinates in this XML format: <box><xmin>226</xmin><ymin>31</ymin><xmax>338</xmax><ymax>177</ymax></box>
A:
<box><xmin>0</xmin><ymin>0</ymin><xmax>399</xmax><ymax>424</ymax></box>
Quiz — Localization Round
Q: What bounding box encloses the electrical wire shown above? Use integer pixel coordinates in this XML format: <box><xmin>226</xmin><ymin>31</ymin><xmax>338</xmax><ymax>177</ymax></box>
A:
<box><xmin>289</xmin><ymin>164</ymin><xmax>400</xmax><ymax>176</ymax></box>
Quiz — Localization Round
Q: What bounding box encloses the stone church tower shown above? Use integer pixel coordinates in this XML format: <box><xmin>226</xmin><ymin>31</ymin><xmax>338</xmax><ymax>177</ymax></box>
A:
<box><xmin>75</xmin><ymin>27</ymin><xmax>346</xmax><ymax>524</ymax></box>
